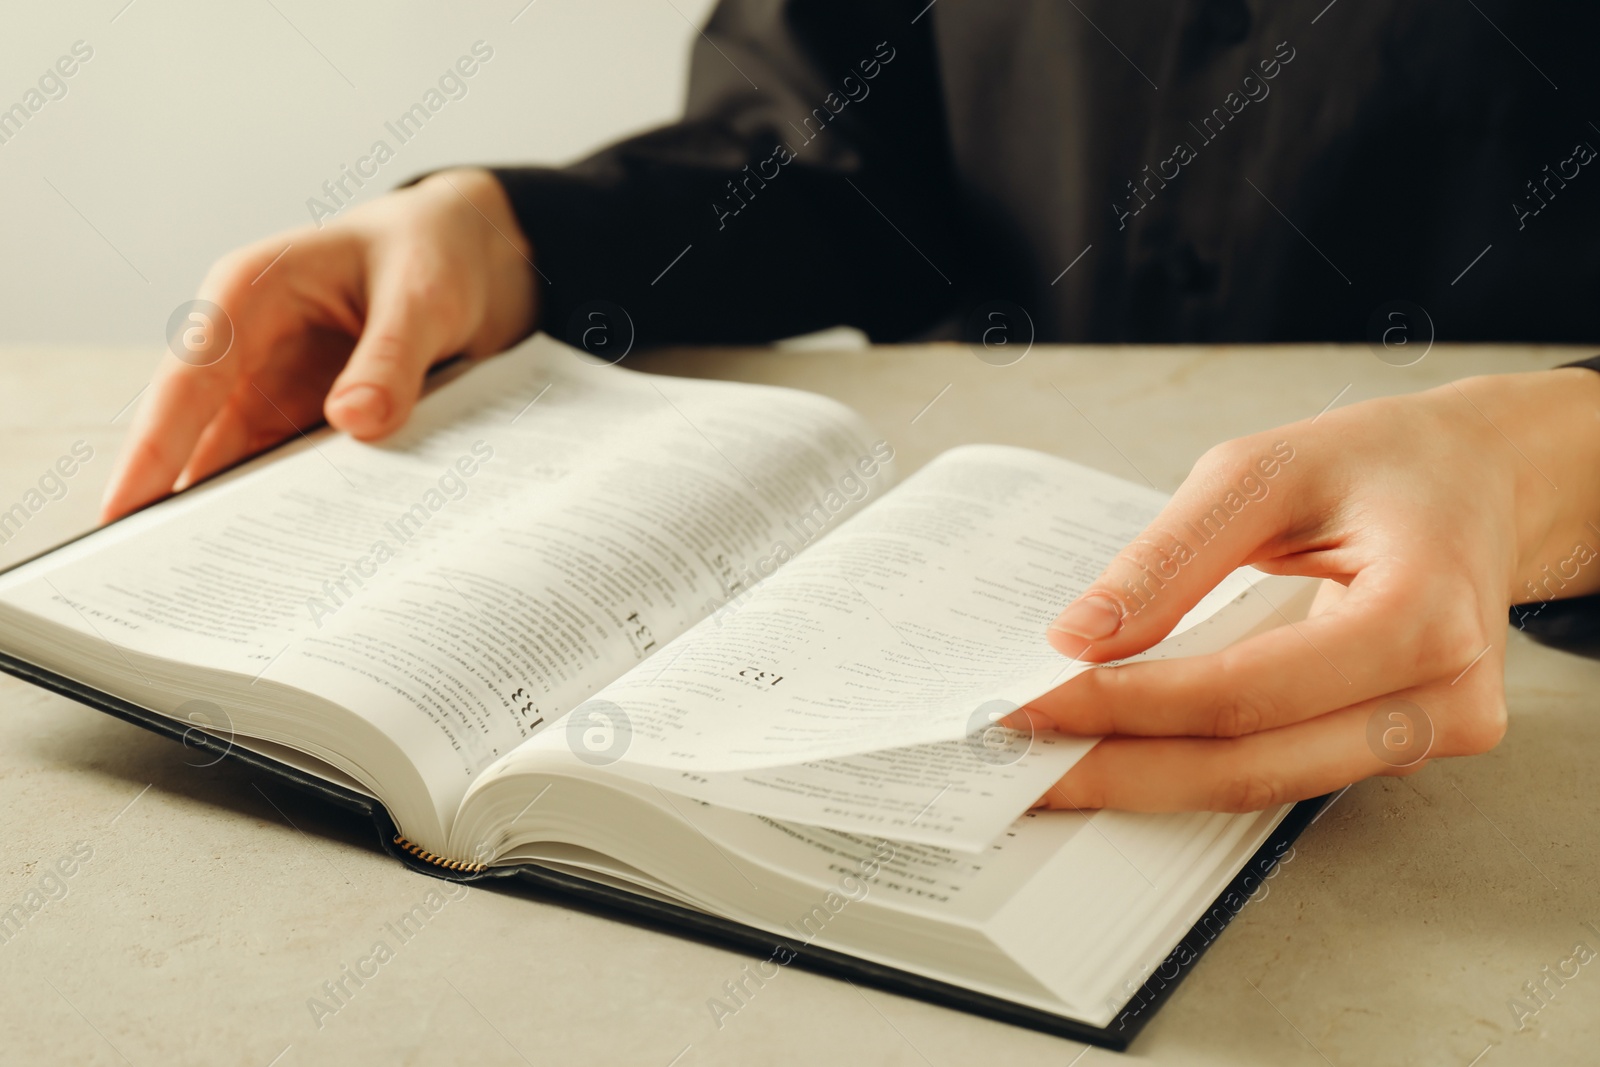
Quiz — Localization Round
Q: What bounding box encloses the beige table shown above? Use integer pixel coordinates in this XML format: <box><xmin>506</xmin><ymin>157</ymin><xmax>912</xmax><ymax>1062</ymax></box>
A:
<box><xmin>1</xmin><ymin>343</ymin><xmax>1596</xmax><ymax>1066</ymax></box>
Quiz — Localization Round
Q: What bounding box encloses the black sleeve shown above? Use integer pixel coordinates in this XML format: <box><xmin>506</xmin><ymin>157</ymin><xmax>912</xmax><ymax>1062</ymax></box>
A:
<box><xmin>488</xmin><ymin>0</ymin><xmax>966</xmax><ymax>348</ymax></box>
<box><xmin>1510</xmin><ymin>355</ymin><xmax>1600</xmax><ymax>655</ymax></box>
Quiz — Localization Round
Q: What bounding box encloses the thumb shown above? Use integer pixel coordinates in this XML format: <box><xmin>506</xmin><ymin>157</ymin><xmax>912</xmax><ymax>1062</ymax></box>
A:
<box><xmin>326</xmin><ymin>268</ymin><xmax>459</xmax><ymax>439</ymax></box>
<box><xmin>1048</xmin><ymin>439</ymin><xmax>1299</xmax><ymax>661</ymax></box>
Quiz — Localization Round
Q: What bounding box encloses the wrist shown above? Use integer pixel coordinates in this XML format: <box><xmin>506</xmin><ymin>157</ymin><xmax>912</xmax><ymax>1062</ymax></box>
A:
<box><xmin>420</xmin><ymin>167</ymin><xmax>538</xmax><ymax>355</ymax></box>
<box><xmin>1462</xmin><ymin>368</ymin><xmax>1600</xmax><ymax>601</ymax></box>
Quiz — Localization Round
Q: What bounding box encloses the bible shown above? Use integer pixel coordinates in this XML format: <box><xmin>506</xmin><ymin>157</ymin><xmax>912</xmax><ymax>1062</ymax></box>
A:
<box><xmin>0</xmin><ymin>337</ymin><xmax>1324</xmax><ymax>1048</ymax></box>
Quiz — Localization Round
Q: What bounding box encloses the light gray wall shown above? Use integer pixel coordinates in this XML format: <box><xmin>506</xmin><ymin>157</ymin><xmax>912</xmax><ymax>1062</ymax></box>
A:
<box><xmin>0</xmin><ymin>0</ymin><xmax>715</xmax><ymax>345</ymax></box>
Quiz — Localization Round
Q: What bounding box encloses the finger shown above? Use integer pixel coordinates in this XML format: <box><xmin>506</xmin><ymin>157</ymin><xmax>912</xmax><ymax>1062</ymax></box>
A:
<box><xmin>1042</xmin><ymin>704</ymin><xmax>1407</xmax><ymax>812</ymax></box>
<box><xmin>101</xmin><ymin>362</ymin><xmax>232</xmax><ymax>522</ymax></box>
<box><xmin>1040</xmin><ymin>671</ymin><xmax>1505</xmax><ymax>812</ymax></box>
<box><xmin>1027</xmin><ymin>568</ymin><xmax>1493</xmax><ymax>737</ymax></box>
<box><xmin>102</xmin><ymin>342</ymin><xmax>255</xmax><ymax>520</ymax></box>
<box><xmin>324</xmin><ymin>256</ymin><xmax>463</xmax><ymax>439</ymax></box>
<box><xmin>174</xmin><ymin>402</ymin><xmax>252</xmax><ymax>492</ymax></box>
<box><xmin>99</xmin><ymin>235</ymin><xmax>334</xmax><ymax>521</ymax></box>
<box><xmin>177</xmin><ymin>327</ymin><xmax>350</xmax><ymax>487</ymax></box>
<box><xmin>1047</xmin><ymin>437</ymin><xmax>1306</xmax><ymax>662</ymax></box>
<box><xmin>1308</xmin><ymin>574</ymin><xmax>1349</xmax><ymax>615</ymax></box>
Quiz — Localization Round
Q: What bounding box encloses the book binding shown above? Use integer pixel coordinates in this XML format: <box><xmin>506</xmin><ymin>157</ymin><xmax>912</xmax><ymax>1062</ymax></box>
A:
<box><xmin>0</xmin><ymin>647</ymin><xmax>1327</xmax><ymax>1051</ymax></box>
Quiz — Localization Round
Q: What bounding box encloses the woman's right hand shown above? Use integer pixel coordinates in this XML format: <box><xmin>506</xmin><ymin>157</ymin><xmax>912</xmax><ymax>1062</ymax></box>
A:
<box><xmin>100</xmin><ymin>166</ymin><xmax>538</xmax><ymax>522</ymax></box>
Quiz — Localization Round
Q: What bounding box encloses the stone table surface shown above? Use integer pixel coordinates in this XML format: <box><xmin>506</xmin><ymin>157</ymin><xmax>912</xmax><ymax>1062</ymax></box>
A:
<box><xmin>0</xmin><ymin>342</ymin><xmax>1596</xmax><ymax>1066</ymax></box>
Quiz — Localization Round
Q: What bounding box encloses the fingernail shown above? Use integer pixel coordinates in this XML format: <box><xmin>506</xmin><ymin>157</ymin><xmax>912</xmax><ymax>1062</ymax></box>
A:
<box><xmin>1000</xmin><ymin>708</ymin><xmax>1052</xmax><ymax>733</ymax></box>
<box><xmin>1050</xmin><ymin>594</ymin><xmax>1124</xmax><ymax>640</ymax></box>
<box><xmin>329</xmin><ymin>385</ymin><xmax>390</xmax><ymax>428</ymax></box>
<box><xmin>998</xmin><ymin>709</ymin><xmax>1030</xmax><ymax>731</ymax></box>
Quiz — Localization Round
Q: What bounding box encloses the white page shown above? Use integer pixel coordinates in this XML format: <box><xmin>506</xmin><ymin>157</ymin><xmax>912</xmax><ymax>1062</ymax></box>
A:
<box><xmin>0</xmin><ymin>345</ymin><xmax>609</xmax><ymax>673</ymax></box>
<box><xmin>673</xmin><ymin>798</ymin><xmax>1289</xmax><ymax>1025</ymax></box>
<box><xmin>595</xmin><ymin>570</ymin><xmax>1291</xmax><ymax>850</ymax></box>
<box><xmin>484</xmin><ymin>446</ymin><xmax>1305</xmax><ymax>849</ymax></box>
<box><xmin>508</xmin><ymin>444</ymin><xmax>1276</xmax><ymax>775</ymax></box>
<box><xmin>615</xmin><ymin>733</ymin><xmax>1092</xmax><ymax>851</ymax></box>
<box><xmin>0</xmin><ymin>337</ymin><xmax>896</xmax><ymax>832</ymax></box>
<box><xmin>742</xmin><ymin>810</ymin><xmax>1090</xmax><ymax>921</ymax></box>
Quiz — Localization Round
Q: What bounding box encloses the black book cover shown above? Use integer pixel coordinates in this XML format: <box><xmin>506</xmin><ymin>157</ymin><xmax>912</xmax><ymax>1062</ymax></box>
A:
<box><xmin>0</xmin><ymin>644</ymin><xmax>1326</xmax><ymax>1051</ymax></box>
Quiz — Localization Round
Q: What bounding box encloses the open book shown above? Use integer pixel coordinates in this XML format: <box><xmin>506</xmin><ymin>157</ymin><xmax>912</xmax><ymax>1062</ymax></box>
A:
<box><xmin>0</xmin><ymin>337</ymin><xmax>1322</xmax><ymax>1046</ymax></box>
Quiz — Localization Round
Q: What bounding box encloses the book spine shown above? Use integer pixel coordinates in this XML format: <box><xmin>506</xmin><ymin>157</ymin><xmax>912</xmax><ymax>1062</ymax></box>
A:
<box><xmin>390</xmin><ymin>834</ymin><xmax>488</xmax><ymax>874</ymax></box>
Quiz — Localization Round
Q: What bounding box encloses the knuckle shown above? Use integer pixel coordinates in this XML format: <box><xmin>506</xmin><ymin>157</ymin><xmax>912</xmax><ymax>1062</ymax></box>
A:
<box><xmin>1118</xmin><ymin>527</ymin><xmax>1190</xmax><ymax>578</ymax></box>
<box><xmin>1208</xmin><ymin>772</ymin><xmax>1283</xmax><ymax>813</ymax></box>
<box><xmin>1058</xmin><ymin>766</ymin><xmax>1108</xmax><ymax>811</ymax></box>
<box><xmin>1449</xmin><ymin>697</ymin><xmax>1508</xmax><ymax>755</ymax></box>
<box><xmin>206</xmin><ymin>234</ymin><xmax>296</xmax><ymax>296</ymax></box>
<box><xmin>399</xmin><ymin>270</ymin><xmax>446</xmax><ymax>308</ymax></box>
<box><xmin>1067</xmin><ymin>671</ymin><xmax>1121</xmax><ymax>735</ymax></box>
<box><xmin>1413</xmin><ymin>611</ymin><xmax>1487</xmax><ymax>680</ymax></box>
<box><xmin>200</xmin><ymin>253</ymin><xmax>254</xmax><ymax>305</ymax></box>
<box><xmin>398</xmin><ymin>262</ymin><xmax>468</xmax><ymax>326</ymax></box>
<box><xmin>206</xmin><ymin>246</ymin><xmax>255</xmax><ymax>282</ymax></box>
<box><xmin>1101</xmin><ymin>538</ymin><xmax>1188</xmax><ymax>619</ymax></box>
<box><xmin>1194</xmin><ymin>438</ymin><xmax>1254</xmax><ymax>482</ymax></box>
<box><xmin>1207</xmin><ymin>689</ymin><xmax>1269</xmax><ymax>739</ymax></box>
<box><xmin>355</xmin><ymin>330</ymin><xmax>413</xmax><ymax>372</ymax></box>
<box><xmin>1383</xmin><ymin>758</ymin><xmax>1430</xmax><ymax>779</ymax></box>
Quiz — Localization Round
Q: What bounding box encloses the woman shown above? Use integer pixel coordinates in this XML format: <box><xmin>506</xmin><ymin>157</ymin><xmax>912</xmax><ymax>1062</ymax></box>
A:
<box><xmin>101</xmin><ymin>0</ymin><xmax>1600</xmax><ymax>812</ymax></box>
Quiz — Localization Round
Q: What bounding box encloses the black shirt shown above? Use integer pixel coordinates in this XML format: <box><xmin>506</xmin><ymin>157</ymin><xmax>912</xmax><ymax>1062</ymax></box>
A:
<box><xmin>489</xmin><ymin>0</ymin><xmax>1600</xmax><ymax>348</ymax></box>
<box><xmin>484</xmin><ymin>0</ymin><xmax>1600</xmax><ymax>649</ymax></box>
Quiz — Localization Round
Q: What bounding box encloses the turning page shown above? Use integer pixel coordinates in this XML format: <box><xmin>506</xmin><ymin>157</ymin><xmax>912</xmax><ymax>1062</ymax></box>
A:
<box><xmin>482</xmin><ymin>446</ymin><xmax>1306</xmax><ymax>847</ymax></box>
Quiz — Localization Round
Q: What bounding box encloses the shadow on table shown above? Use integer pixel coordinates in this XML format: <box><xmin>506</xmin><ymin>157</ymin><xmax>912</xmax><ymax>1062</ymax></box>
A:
<box><xmin>23</xmin><ymin>706</ymin><xmax>381</xmax><ymax>859</ymax></box>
